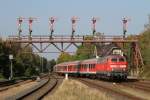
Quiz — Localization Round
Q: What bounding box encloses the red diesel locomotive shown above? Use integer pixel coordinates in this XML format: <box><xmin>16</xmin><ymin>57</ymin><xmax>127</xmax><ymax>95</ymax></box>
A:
<box><xmin>54</xmin><ymin>55</ymin><xmax>128</xmax><ymax>80</ymax></box>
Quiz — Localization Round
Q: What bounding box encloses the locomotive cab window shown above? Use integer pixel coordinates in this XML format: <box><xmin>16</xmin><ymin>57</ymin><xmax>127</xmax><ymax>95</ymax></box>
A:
<box><xmin>111</xmin><ymin>58</ymin><xmax>117</xmax><ymax>62</ymax></box>
<box><xmin>119</xmin><ymin>58</ymin><xmax>125</xmax><ymax>62</ymax></box>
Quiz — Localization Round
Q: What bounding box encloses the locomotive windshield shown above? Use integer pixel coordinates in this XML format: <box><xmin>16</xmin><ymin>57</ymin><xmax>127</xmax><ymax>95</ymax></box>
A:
<box><xmin>111</xmin><ymin>57</ymin><xmax>126</xmax><ymax>62</ymax></box>
<box><xmin>111</xmin><ymin>58</ymin><xmax>117</xmax><ymax>62</ymax></box>
<box><xmin>119</xmin><ymin>57</ymin><xmax>126</xmax><ymax>62</ymax></box>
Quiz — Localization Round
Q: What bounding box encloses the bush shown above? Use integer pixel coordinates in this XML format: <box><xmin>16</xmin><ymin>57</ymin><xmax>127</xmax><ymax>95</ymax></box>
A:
<box><xmin>0</xmin><ymin>73</ymin><xmax>4</xmax><ymax>79</ymax></box>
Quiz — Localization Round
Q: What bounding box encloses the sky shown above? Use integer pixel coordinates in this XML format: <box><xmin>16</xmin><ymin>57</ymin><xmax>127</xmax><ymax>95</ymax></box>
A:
<box><xmin>0</xmin><ymin>0</ymin><xmax>150</xmax><ymax>60</ymax></box>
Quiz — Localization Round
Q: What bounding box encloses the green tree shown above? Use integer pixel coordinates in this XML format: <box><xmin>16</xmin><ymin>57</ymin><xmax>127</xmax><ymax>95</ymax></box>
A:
<box><xmin>138</xmin><ymin>29</ymin><xmax>150</xmax><ymax>77</ymax></box>
<box><xmin>0</xmin><ymin>38</ymin><xmax>50</xmax><ymax>78</ymax></box>
<box><xmin>48</xmin><ymin>59</ymin><xmax>56</xmax><ymax>72</ymax></box>
<box><xmin>57</xmin><ymin>36</ymin><xmax>96</xmax><ymax>63</ymax></box>
<box><xmin>74</xmin><ymin>44</ymin><xmax>95</xmax><ymax>60</ymax></box>
<box><xmin>57</xmin><ymin>52</ymin><xmax>73</xmax><ymax>63</ymax></box>
<box><xmin>0</xmin><ymin>41</ymin><xmax>10</xmax><ymax>78</ymax></box>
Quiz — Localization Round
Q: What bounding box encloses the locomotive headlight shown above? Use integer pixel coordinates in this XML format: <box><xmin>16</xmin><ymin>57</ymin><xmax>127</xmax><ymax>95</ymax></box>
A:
<box><xmin>120</xmin><ymin>65</ymin><xmax>126</xmax><ymax>68</ymax></box>
<box><xmin>112</xmin><ymin>68</ymin><xmax>114</xmax><ymax>71</ymax></box>
<box><xmin>110</xmin><ymin>65</ymin><xmax>117</xmax><ymax>68</ymax></box>
<box><xmin>123</xmin><ymin>68</ymin><xmax>126</xmax><ymax>71</ymax></box>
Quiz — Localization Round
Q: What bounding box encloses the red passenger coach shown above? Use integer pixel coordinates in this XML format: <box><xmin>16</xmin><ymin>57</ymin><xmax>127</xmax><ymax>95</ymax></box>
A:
<box><xmin>79</xmin><ymin>59</ymin><xmax>97</xmax><ymax>74</ymax></box>
<box><xmin>54</xmin><ymin>55</ymin><xmax>128</xmax><ymax>80</ymax></box>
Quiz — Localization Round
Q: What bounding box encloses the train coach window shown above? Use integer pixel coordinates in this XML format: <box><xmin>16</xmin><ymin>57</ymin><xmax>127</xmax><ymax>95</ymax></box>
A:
<box><xmin>89</xmin><ymin>64</ymin><xmax>92</xmax><ymax>69</ymax></box>
<box><xmin>91</xmin><ymin>64</ymin><xmax>95</xmax><ymax>69</ymax></box>
<box><xmin>119</xmin><ymin>58</ymin><xmax>125</xmax><ymax>62</ymax></box>
<box><xmin>85</xmin><ymin>64</ymin><xmax>88</xmax><ymax>69</ymax></box>
<box><xmin>94</xmin><ymin>64</ymin><xmax>95</xmax><ymax>68</ymax></box>
<box><xmin>111</xmin><ymin>58</ymin><xmax>117</xmax><ymax>62</ymax></box>
<box><xmin>64</xmin><ymin>66</ymin><xmax>67</xmax><ymax>69</ymax></box>
<box><xmin>83</xmin><ymin>64</ymin><xmax>85</xmax><ymax>69</ymax></box>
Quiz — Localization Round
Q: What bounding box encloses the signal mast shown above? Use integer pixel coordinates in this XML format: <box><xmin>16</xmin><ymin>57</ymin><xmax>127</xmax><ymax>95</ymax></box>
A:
<box><xmin>144</xmin><ymin>14</ymin><xmax>150</xmax><ymax>30</ymax></box>
<box><xmin>17</xmin><ymin>17</ymin><xmax>24</xmax><ymax>39</ymax></box>
<box><xmin>49</xmin><ymin>17</ymin><xmax>57</xmax><ymax>39</ymax></box>
<box><xmin>122</xmin><ymin>17</ymin><xmax>130</xmax><ymax>39</ymax></box>
<box><xmin>28</xmin><ymin>17</ymin><xmax>37</xmax><ymax>39</ymax></box>
<box><xmin>91</xmin><ymin>17</ymin><xmax>99</xmax><ymax>35</ymax></box>
<box><xmin>71</xmin><ymin>16</ymin><xmax>79</xmax><ymax>38</ymax></box>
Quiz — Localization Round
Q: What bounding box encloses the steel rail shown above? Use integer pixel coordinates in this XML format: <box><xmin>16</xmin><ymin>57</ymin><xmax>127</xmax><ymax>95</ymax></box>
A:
<box><xmin>17</xmin><ymin>75</ymin><xmax>59</xmax><ymax>100</ymax></box>
<box><xmin>78</xmin><ymin>78</ymin><xmax>144</xmax><ymax>100</ymax></box>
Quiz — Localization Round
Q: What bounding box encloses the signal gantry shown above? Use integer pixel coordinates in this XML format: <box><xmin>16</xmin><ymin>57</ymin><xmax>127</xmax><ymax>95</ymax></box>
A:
<box><xmin>7</xmin><ymin>16</ymin><xmax>144</xmax><ymax>76</ymax></box>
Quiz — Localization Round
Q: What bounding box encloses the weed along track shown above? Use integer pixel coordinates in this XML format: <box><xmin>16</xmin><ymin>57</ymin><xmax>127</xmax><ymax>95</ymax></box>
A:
<box><xmin>43</xmin><ymin>79</ymin><xmax>114</xmax><ymax>100</ymax></box>
<box><xmin>78</xmin><ymin>78</ymin><xmax>146</xmax><ymax>100</ymax></box>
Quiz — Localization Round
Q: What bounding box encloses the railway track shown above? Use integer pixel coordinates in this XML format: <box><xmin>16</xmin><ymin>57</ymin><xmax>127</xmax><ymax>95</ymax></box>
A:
<box><xmin>0</xmin><ymin>80</ymin><xmax>16</xmax><ymax>87</ymax></box>
<box><xmin>0</xmin><ymin>74</ymin><xmax>64</xmax><ymax>100</ymax></box>
<box><xmin>0</xmin><ymin>79</ymin><xmax>34</xmax><ymax>92</ymax></box>
<box><xmin>139</xmin><ymin>80</ymin><xmax>150</xmax><ymax>85</ymax></box>
<box><xmin>17</xmin><ymin>74</ymin><xmax>62</xmax><ymax>100</ymax></box>
<box><xmin>119</xmin><ymin>80</ymin><xmax>150</xmax><ymax>93</ymax></box>
<box><xmin>0</xmin><ymin>78</ymin><xmax>34</xmax><ymax>88</ymax></box>
<box><xmin>77</xmin><ymin>78</ymin><xmax>145</xmax><ymax>100</ymax></box>
<box><xmin>0</xmin><ymin>74</ymin><xmax>47</xmax><ymax>92</ymax></box>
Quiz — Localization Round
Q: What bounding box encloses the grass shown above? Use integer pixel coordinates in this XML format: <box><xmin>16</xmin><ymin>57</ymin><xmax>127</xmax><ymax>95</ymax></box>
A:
<box><xmin>0</xmin><ymin>73</ymin><xmax>5</xmax><ymax>80</ymax></box>
<box><xmin>141</xmin><ymin>65</ymin><xmax>150</xmax><ymax>79</ymax></box>
<box><xmin>44</xmin><ymin>79</ymin><xmax>113</xmax><ymax>100</ymax></box>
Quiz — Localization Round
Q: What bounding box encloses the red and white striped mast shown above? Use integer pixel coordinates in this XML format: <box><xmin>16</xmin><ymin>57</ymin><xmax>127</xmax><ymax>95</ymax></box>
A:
<box><xmin>28</xmin><ymin>17</ymin><xmax>37</xmax><ymax>38</ymax></box>
<box><xmin>17</xmin><ymin>17</ymin><xmax>24</xmax><ymax>38</ymax></box>
<box><xmin>49</xmin><ymin>17</ymin><xmax>57</xmax><ymax>39</ymax></box>
<box><xmin>71</xmin><ymin>16</ymin><xmax>79</xmax><ymax>38</ymax></box>
<box><xmin>91</xmin><ymin>17</ymin><xmax>99</xmax><ymax>35</ymax></box>
<box><xmin>122</xmin><ymin>17</ymin><xmax>130</xmax><ymax>39</ymax></box>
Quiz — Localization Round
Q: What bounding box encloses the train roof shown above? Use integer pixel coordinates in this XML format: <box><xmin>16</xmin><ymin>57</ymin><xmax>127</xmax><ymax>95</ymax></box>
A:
<box><xmin>56</xmin><ymin>60</ymin><xmax>80</xmax><ymax>66</ymax></box>
<box><xmin>55</xmin><ymin>55</ymin><xmax>125</xmax><ymax>67</ymax></box>
<box><xmin>106</xmin><ymin>54</ymin><xmax>125</xmax><ymax>58</ymax></box>
<box><xmin>56</xmin><ymin>58</ymin><xmax>98</xmax><ymax>66</ymax></box>
<box><xmin>80</xmin><ymin>58</ymin><xmax>98</xmax><ymax>64</ymax></box>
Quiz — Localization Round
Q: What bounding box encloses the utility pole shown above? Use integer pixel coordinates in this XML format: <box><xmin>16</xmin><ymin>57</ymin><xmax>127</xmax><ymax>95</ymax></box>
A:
<box><xmin>149</xmin><ymin>14</ymin><xmax>150</xmax><ymax>26</ymax></box>
<box><xmin>144</xmin><ymin>14</ymin><xmax>150</xmax><ymax>30</ymax></box>
<box><xmin>40</xmin><ymin>55</ymin><xmax>43</xmax><ymax>73</ymax></box>
<box><xmin>94</xmin><ymin>46</ymin><xmax>99</xmax><ymax>58</ymax></box>
<box><xmin>9</xmin><ymin>55</ymin><xmax>13</xmax><ymax>80</ymax></box>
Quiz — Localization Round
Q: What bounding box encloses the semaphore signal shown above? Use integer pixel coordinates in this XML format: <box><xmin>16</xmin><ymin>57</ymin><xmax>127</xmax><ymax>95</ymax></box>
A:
<box><xmin>49</xmin><ymin>17</ymin><xmax>57</xmax><ymax>39</ymax></box>
<box><xmin>17</xmin><ymin>17</ymin><xmax>25</xmax><ymax>38</ymax></box>
<box><xmin>122</xmin><ymin>17</ymin><xmax>131</xmax><ymax>39</ymax></box>
<box><xmin>71</xmin><ymin>16</ymin><xmax>79</xmax><ymax>38</ymax></box>
<box><xmin>91</xmin><ymin>17</ymin><xmax>99</xmax><ymax>35</ymax></box>
<box><xmin>28</xmin><ymin>17</ymin><xmax>38</xmax><ymax>38</ymax></box>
